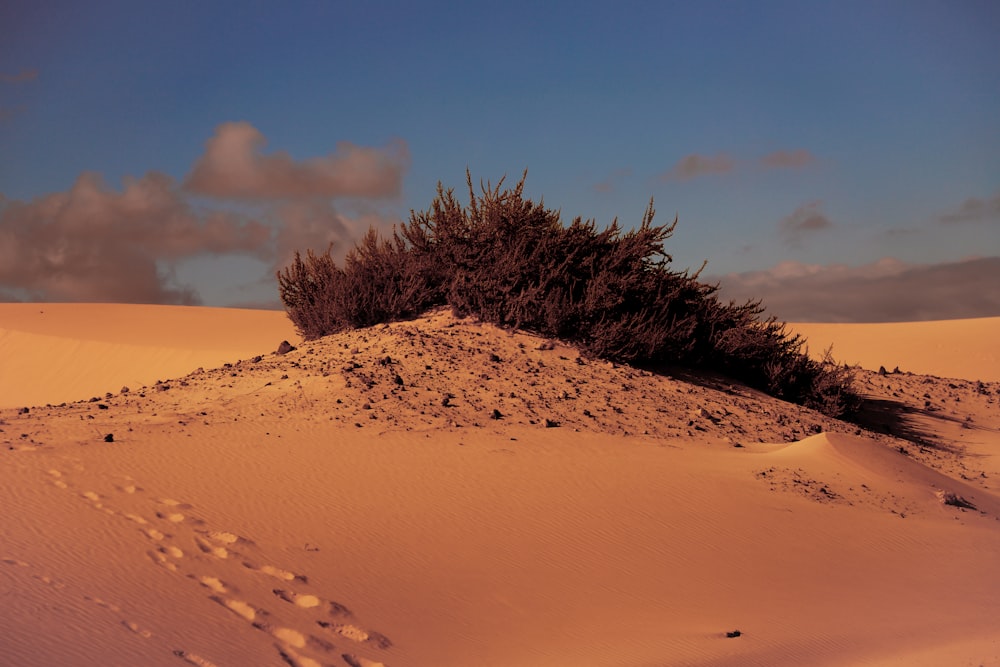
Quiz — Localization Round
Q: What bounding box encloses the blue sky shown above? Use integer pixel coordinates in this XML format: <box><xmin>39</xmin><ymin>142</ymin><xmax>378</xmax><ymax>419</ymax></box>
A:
<box><xmin>1</xmin><ymin>1</ymin><xmax>998</xmax><ymax>320</ymax></box>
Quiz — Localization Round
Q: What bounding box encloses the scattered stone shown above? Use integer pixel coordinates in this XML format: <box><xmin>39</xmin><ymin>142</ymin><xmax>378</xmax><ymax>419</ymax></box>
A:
<box><xmin>489</xmin><ymin>353</ymin><xmax>502</xmax><ymax>363</ymax></box>
<box><xmin>379</xmin><ymin>356</ymin><xmax>393</xmax><ymax>366</ymax></box>
<box><xmin>394</xmin><ymin>374</ymin><xmax>404</xmax><ymax>386</ymax></box>
<box><xmin>251</xmin><ymin>355</ymin><xmax>262</xmax><ymax>363</ymax></box>
<box><xmin>544</xmin><ymin>418</ymin><xmax>560</xmax><ymax>428</ymax></box>
<box><xmin>121</xmin><ymin>386</ymin><xmax>130</xmax><ymax>394</ymax></box>
<box><xmin>491</xmin><ymin>409</ymin><xmax>503</xmax><ymax>420</ymax></box>
<box><xmin>878</xmin><ymin>366</ymin><xmax>888</xmax><ymax>376</ymax></box>
<box><xmin>276</xmin><ymin>340</ymin><xmax>296</xmax><ymax>355</ymax></box>
<box><xmin>103</xmin><ymin>433</ymin><xmax>114</xmax><ymax>443</ymax></box>
<box><xmin>98</xmin><ymin>404</ymin><xmax>109</xmax><ymax>410</ymax></box>
<box><xmin>726</xmin><ymin>630</ymin><xmax>742</xmax><ymax>638</ymax></box>
<box><xmin>19</xmin><ymin>407</ymin><xmax>29</xmax><ymax>414</ymax></box>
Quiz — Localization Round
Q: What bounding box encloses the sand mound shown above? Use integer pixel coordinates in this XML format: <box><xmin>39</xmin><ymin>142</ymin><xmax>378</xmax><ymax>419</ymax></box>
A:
<box><xmin>2</xmin><ymin>306</ymin><xmax>999</xmax><ymax>666</ymax></box>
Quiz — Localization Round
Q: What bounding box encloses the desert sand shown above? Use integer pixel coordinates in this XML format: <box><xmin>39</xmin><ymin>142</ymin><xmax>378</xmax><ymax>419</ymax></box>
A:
<box><xmin>2</xmin><ymin>304</ymin><xmax>998</xmax><ymax>666</ymax></box>
<box><xmin>789</xmin><ymin>317</ymin><xmax>1000</xmax><ymax>383</ymax></box>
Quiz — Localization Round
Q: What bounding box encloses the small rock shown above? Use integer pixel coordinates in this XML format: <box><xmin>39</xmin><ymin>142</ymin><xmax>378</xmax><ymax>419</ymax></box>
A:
<box><xmin>544</xmin><ymin>418</ymin><xmax>560</xmax><ymax>428</ymax></box>
<box><xmin>491</xmin><ymin>409</ymin><xmax>503</xmax><ymax>420</ymax></box>
<box><xmin>878</xmin><ymin>366</ymin><xmax>888</xmax><ymax>376</ymax></box>
<box><xmin>276</xmin><ymin>340</ymin><xmax>296</xmax><ymax>355</ymax></box>
<box><xmin>103</xmin><ymin>433</ymin><xmax>114</xmax><ymax>443</ymax></box>
<box><xmin>726</xmin><ymin>630</ymin><xmax>742</xmax><ymax>638</ymax></box>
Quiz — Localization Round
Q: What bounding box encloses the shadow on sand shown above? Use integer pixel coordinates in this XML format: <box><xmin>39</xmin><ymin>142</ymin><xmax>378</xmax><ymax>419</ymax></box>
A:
<box><xmin>850</xmin><ymin>395</ymin><xmax>988</xmax><ymax>454</ymax></box>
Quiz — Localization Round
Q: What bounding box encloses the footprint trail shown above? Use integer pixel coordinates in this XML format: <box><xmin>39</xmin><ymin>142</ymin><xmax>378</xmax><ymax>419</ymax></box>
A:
<box><xmin>43</xmin><ymin>466</ymin><xmax>395</xmax><ymax>666</ymax></box>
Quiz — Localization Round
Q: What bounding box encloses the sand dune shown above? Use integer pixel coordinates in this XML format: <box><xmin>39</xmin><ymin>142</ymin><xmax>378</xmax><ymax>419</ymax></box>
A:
<box><xmin>789</xmin><ymin>317</ymin><xmax>1000</xmax><ymax>382</ymax></box>
<box><xmin>2</xmin><ymin>305</ymin><xmax>998</xmax><ymax>666</ymax></box>
<box><xmin>0</xmin><ymin>303</ymin><xmax>295</xmax><ymax>409</ymax></box>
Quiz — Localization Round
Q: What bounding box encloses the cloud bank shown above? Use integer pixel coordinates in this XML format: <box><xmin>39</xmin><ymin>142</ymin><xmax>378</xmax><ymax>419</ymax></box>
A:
<box><xmin>0</xmin><ymin>173</ymin><xmax>271</xmax><ymax>304</ymax></box>
<box><xmin>0</xmin><ymin>123</ymin><xmax>409</xmax><ymax>304</ymax></box>
<box><xmin>778</xmin><ymin>200</ymin><xmax>833</xmax><ymax>246</ymax></box>
<box><xmin>660</xmin><ymin>153</ymin><xmax>735</xmax><ymax>181</ymax></box>
<box><xmin>938</xmin><ymin>192</ymin><xmax>1000</xmax><ymax>225</ymax></box>
<box><xmin>660</xmin><ymin>149</ymin><xmax>816</xmax><ymax>182</ymax></box>
<box><xmin>713</xmin><ymin>256</ymin><xmax>1000</xmax><ymax>323</ymax></box>
<box><xmin>759</xmin><ymin>149</ymin><xmax>815</xmax><ymax>169</ymax></box>
<box><xmin>185</xmin><ymin>122</ymin><xmax>409</xmax><ymax>200</ymax></box>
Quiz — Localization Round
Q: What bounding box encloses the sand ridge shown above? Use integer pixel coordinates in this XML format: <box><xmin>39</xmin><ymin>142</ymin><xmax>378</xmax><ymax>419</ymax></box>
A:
<box><xmin>2</xmin><ymin>305</ymin><xmax>999</xmax><ymax>666</ymax></box>
<box><xmin>0</xmin><ymin>303</ymin><xmax>296</xmax><ymax>409</ymax></box>
<box><xmin>789</xmin><ymin>317</ymin><xmax>1000</xmax><ymax>382</ymax></box>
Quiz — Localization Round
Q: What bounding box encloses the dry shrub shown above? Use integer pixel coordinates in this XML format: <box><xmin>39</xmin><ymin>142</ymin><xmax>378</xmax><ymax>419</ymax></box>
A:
<box><xmin>278</xmin><ymin>171</ymin><xmax>860</xmax><ymax>417</ymax></box>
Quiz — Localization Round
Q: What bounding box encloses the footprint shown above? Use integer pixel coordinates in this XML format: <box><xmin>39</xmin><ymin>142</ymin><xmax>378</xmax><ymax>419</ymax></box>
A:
<box><xmin>162</xmin><ymin>545</ymin><xmax>184</xmax><ymax>559</ymax></box>
<box><xmin>84</xmin><ymin>596</ymin><xmax>122</xmax><ymax>613</ymax></box>
<box><xmin>2</xmin><ymin>557</ymin><xmax>30</xmax><ymax>568</ymax></box>
<box><xmin>147</xmin><ymin>550</ymin><xmax>179</xmax><ymax>572</ymax></box>
<box><xmin>275</xmin><ymin>644</ymin><xmax>324</xmax><ymax>667</ymax></box>
<box><xmin>122</xmin><ymin>620</ymin><xmax>153</xmax><ymax>638</ymax></box>
<box><xmin>212</xmin><ymin>596</ymin><xmax>264</xmax><ymax>623</ymax></box>
<box><xmin>144</xmin><ymin>527</ymin><xmax>166</xmax><ymax>541</ymax></box>
<box><xmin>195</xmin><ymin>537</ymin><xmax>231</xmax><ymax>560</ymax></box>
<box><xmin>273</xmin><ymin>589</ymin><xmax>323</xmax><ymax>609</ymax></box>
<box><xmin>244</xmin><ymin>562</ymin><xmax>306</xmax><ymax>583</ymax></box>
<box><xmin>318</xmin><ymin>622</ymin><xmax>392</xmax><ymax>650</ymax></box>
<box><xmin>202</xmin><ymin>530</ymin><xmax>248</xmax><ymax>546</ymax></box>
<box><xmin>47</xmin><ymin>470</ymin><xmax>69</xmax><ymax>489</ymax></box>
<box><xmin>173</xmin><ymin>650</ymin><xmax>219</xmax><ymax>667</ymax></box>
<box><xmin>271</xmin><ymin>627</ymin><xmax>308</xmax><ymax>649</ymax></box>
<box><xmin>193</xmin><ymin>576</ymin><xmax>228</xmax><ymax>594</ymax></box>
<box><xmin>341</xmin><ymin>655</ymin><xmax>386</xmax><ymax>667</ymax></box>
<box><xmin>125</xmin><ymin>513</ymin><xmax>149</xmax><ymax>525</ymax></box>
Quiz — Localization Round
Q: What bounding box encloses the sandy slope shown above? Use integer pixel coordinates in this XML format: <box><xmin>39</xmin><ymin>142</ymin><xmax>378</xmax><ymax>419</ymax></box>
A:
<box><xmin>2</xmin><ymin>305</ymin><xmax>999</xmax><ymax>666</ymax></box>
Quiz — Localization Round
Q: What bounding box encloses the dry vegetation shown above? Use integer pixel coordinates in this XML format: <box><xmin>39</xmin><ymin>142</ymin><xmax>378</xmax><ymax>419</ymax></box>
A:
<box><xmin>278</xmin><ymin>172</ymin><xmax>858</xmax><ymax>417</ymax></box>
